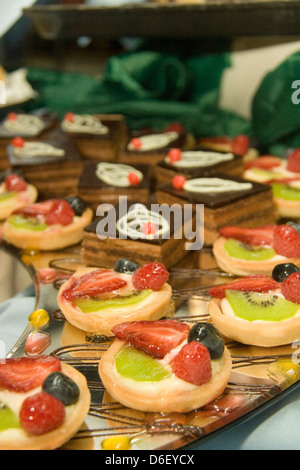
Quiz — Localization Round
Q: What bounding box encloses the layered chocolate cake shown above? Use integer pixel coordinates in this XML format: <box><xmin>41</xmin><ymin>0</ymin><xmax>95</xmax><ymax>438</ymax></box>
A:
<box><xmin>77</xmin><ymin>161</ymin><xmax>151</xmax><ymax>212</ymax></box>
<box><xmin>7</xmin><ymin>135</ymin><xmax>83</xmax><ymax>199</ymax></box>
<box><xmin>60</xmin><ymin>113</ymin><xmax>127</xmax><ymax>161</ymax></box>
<box><xmin>81</xmin><ymin>200</ymin><xmax>195</xmax><ymax>269</ymax></box>
<box><xmin>156</xmin><ymin>174</ymin><xmax>277</xmax><ymax>246</ymax></box>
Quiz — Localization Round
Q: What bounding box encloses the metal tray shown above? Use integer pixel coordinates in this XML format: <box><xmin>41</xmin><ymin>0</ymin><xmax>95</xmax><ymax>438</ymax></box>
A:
<box><xmin>3</xmin><ymin>242</ymin><xmax>300</xmax><ymax>451</ymax></box>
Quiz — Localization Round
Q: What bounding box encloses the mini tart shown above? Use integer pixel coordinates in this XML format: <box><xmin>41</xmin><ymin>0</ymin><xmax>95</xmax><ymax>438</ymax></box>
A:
<box><xmin>0</xmin><ymin>184</ymin><xmax>37</xmax><ymax>220</ymax></box>
<box><xmin>2</xmin><ymin>207</ymin><xmax>93</xmax><ymax>251</ymax></box>
<box><xmin>57</xmin><ymin>267</ymin><xmax>173</xmax><ymax>336</ymax></box>
<box><xmin>209</xmin><ymin>297</ymin><xmax>300</xmax><ymax>347</ymax></box>
<box><xmin>212</xmin><ymin>236</ymin><xmax>300</xmax><ymax>276</ymax></box>
<box><xmin>0</xmin><ymin>363</ymin><xmax>91</xmax><ymax>451</ymax></box>
<box><xmin>99</xmin><ymin>339</ymin><xmax>232</xmax><ymax>413</ymax></box>
<box><xmin>273</xmin><ymin>197</ymin><xmax>300</xmax><ymax>219</ymax></box>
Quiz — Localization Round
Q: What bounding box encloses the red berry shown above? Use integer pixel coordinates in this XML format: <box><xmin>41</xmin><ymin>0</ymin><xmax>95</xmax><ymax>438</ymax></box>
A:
<box><xmin>287</xmin><ymin>149</ymin><xmax>300</xmax><ymax>173</ymax></box>
<box><xmin>44</xmin><ymin>200</ymin><xmax>74</xmax><ymax>226</ymax></box>
<box><xmin>171</xmin><ymin>341</ymin><xmax>212</xmax><ymax>386</ymax></box>
<box><xmin>273</xmin><ymin>225</ymin><xmax>300</xmax><ymax>258</ymax></box>
<box><xmin>19</xmin><ymin>392</ymin><xmax>65</xmax><ymax>436</ymax></box>
<box><xmin>231</xmin><ymin>134</ymin><xmax>250</xmax><ymax>155</ymax></box>
<box><xmin>0</xmin><ymin>356</ymin><xmax>61</xmax><ymax>393</ymax></box>
<box><xmin>142</xmin><ymin>222</ymin><xmax>158</xmax><ymax>236</ymax></box>
<box><xmin>168</xmin><ymin>148</ymin><xmax>182</xmax><ymax>162</ymax></box>
<box><xmin>281</xmin><ymin>272</ymin><xmax>300</xmax><ymax>304</ymax></box>
<box><xmin>130</xmin><ymin>138</ymin><xmax>142</xmax><ymax>150</ymax></box>
<box><xmin>164</xmin><ymin>122</ymin><xmax>184</xmax><ymax>134</ymax></box>
<box><xmin>12</xmin><ymin>137</ymin><xmax>25</xmax><ymax>148</ymax></box>
<box><xmin>65</xmin><ymin>112</ymin><xmax>75</xmax><ymax>122</ymax></box>
<box><xmin>219</xmin><ymin>225</ymin><xmax>276</xmax><ymax>246</ymax></box>
<box><xmin>128</xmin><ymin>172</ymin><xmax>140</xmax><ymax>186</ymax></box>
<box><xmin>244</xmin><ymin>156</ymin><xmax>282</xmax><ymax>170</ymax></box>
<box><xmin>172</xmin><ymin>175</ymin><xmax>186</xmax><ymax>189</ymax></box>
<box><xmin>132</xmin><ymin>262</ymin><xmax>169</xmax><ymax>291</ymax></box>
<box><xmin>7</xmin><ymin>112</ymin><xmax>17</xmax><ymax>121</ymax></box>
<box><xmin>112</xmin><ymin>320</ymin><xmax>190</xmax><ymax>359</ymax></box>
<box><xmin>209</xmin><ymin>274</ymin><xmax>280</xmax><ymax>299</ymax></box>
<box><xmin>5</xmin><ymin>174</ymin><xmax>27</xmax><ymax>192</ymax></box>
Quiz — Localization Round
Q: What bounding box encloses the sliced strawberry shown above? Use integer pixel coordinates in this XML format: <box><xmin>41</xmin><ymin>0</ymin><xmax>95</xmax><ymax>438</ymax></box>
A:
<box><xmin>231</xmin><ymin>134</ymin><xmax>250</xmax><ymax>155</ymax></box>
<box><xmin>112</xmin><ymin>320</ymin><xmax>190</xmax><ymax>359</ymax></box>
<box><xmin>273</xmin><ymin>225</ymin><xmax>300</xmax><ymax>258</ymax></box>
<box><xmin>209</xmin><ymin>275</ymin><xmax>280</xmax><ymax>299</ymax></box>
<box><xmin>15</xmin><ymin>200</ymin><xmax>56</xmax><ymax>218</ymax></box>
<box><xmin>244</xmin><ymin>156</ymin><xmax>282</xmax><ymax>170</ymax></box>
<box><xmin>287</xmin><ymin>149</ymin><xmax>300</xmax><ymax>173</ymax></box>
<box><xmin>44</xmin><ymin>199</ymin><xmax>74</xmax><ymax>226</ymax></box>
<box><xmin>62</xmin><ymin>269</ymin><xmax>128</xmax><ymax>301</ymax></box>
<box><xmin>171</xmin><ymin>341</ymin><xmax>212</xmax><ymax>386</ymax></box>
<box><xmin>5</xmin><ymin>174</ymin><xmax>27</xmax><ymax>192</ymax></box>
<box><xmin>219</xmin><ymin>225</ymin><xmax>276</xmax><ymax>246</ymax></box>
<box><xmin>0</xmin><ymin>356</ymin><xmax>61</xmax><ymax>393</ymax></box>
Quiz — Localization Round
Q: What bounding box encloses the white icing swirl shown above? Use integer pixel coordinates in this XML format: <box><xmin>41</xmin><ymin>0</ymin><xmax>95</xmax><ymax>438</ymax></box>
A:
<box><xmin>61</xmin><ymin>114</ymin><xmax>109</xmax><ymax>135</ymax></box>
<box><xmin>128</xmin><ymin>131</ymin><xmax>179</xmax><ymax>152</ymax></box>
<box><xmin>4</xmin><ymin>114</ymin><xmax>45</xmax><ymax>136</ymax></box>
<box><xmin>116</xmin><ymin>203</ymin><xmax>170</xmax><ymax>240</ymax></box>
<box><xmin>13</xmin><ymin>142</ymin><xmax>65</xmax><ymax>159</ymax></box>
<box><xmin>95</xmin><ymin>162</ymin><xmax>143</xmax><ymax>188</ymax></box>
<box><xmin>165</xmin><ymin>151</ymin><xmax>234</xmax><ymax>168</ymax></box>
<box><xmin>183</xmin><ymin>177</ymin><xmax>253</xmax><ymax>193</ymax></box>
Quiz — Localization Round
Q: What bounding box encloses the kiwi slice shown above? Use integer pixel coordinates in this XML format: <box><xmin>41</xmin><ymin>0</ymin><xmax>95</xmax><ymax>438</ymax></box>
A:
<box><xmin>272</xmin><ymin>183</ymin><xmax>300</xmax><ymax>201</ymax></box>
<box><xmin>74</xmin><ymin>289</ymin><xmax>152</xmax><ymax>313</ymax></box>
<box><xmin>224</xmin><ymin>238</ymin><xmax>276</xmax><ymax>261</ymax></box>
<box><xmin>225</xmin><ymin>289</ymin><xmax>300</xmax><ymax>322</ymax></box>
<box><xmin>8</xmin><ymin>215</ymin><xmax>48</xmax><ymax>232</ymax></box>
<box><xmin>0</xmin><ymin>403</ymin><xmax>20</xmax><ymax>431</ymax></box>
<box><xmin>115</xmin><ymin>345</ymin><xmax>171</xmax><ymax>382</ymax></box>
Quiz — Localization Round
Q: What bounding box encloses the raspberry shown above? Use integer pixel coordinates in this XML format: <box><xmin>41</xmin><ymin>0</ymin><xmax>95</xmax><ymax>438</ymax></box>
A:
<box><xmin>19</xmin><ymin>392</ymin><xmax>65</xmax><ymax>436</ymax></box>
<box><xmin>287</xmin><ymin>149</ymin><xmax>300</xmax><ymax>173</ymax></box>
<box><xmin>281</xmin><ymin>272</ymin><xmax>300</xmax><ymax>304</ymax></box>
<box><xmin>168</xmin><ymin>148</ymin><xmax>182</xmax><ymax>162</ymax></box>
<box><xmin>132</xmin><ymin>262</ymin><xmax>169</xmax><ymax>291</ymax></box>
<box><xmin>5</xmin><ymin>174</ymin><xmax>27</xmax><ymax>192</ymax></box>
<box><xmin>273</xmin><ymin>225</ymin><xmax>300</xmax><ymax>258</ymax></box>
<box><xmin>171</xmin><ymin>341</ymin><xmax>212</xmax><ymax>386</ymax></box>
<box><xmin>172</xmin><ymin>175</ymin><xmax>186</xmax><ymax>189</ymax></box>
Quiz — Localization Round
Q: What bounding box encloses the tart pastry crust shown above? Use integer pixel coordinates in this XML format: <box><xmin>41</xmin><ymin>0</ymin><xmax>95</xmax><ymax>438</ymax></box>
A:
<box><xmin>0</xmin><ymin>184</ymin><xmax>38</xmax><ymax>220</ymax></box>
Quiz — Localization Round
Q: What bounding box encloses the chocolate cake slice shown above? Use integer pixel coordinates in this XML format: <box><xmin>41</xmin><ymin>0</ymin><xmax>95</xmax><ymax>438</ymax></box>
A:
<box><xmin>156</xmin><ymin>174</ymin><xmax>277</xmax><ymax>246</ymax></box>
<box><xmin>81</xmin><ymin>199</ymin><xmax>196</xmax><ymax>269</ymax></box>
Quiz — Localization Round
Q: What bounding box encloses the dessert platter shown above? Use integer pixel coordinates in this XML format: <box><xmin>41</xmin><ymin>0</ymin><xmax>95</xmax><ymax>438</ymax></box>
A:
<box><xmin>1</xmin><ymin>111</ymin><xmax>300</xmax><ymax>450</ymax></box>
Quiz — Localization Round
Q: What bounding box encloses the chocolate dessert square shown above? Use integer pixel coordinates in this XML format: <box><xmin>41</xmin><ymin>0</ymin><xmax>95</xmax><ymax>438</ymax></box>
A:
<box><xmin>77</xmin><ymin>161</ymin><xmax>151</xmax><ymax>212</ymax></box>
<box><xmin>60</xmin><ymin>113</ymin><xmax>127</xmax><ymax>161</ymax></box>
<box><xmin>7</xmin><ymin>135</ymin><xmax>83</xmax><ymax>199</ymax></box>
<box><xmin>81</xmin><ymin>199</ymin><xmax>196</xmax><ymax>269</ymax></box>
<box><xmin>155</xmin><ymin>147</ymin><xmax>244</xmax><ymax>185</ymax></box>
<box><xmin>156</xmin><ymin>174</ymin><xmax>277</xmax><ymax>246</ymax></box>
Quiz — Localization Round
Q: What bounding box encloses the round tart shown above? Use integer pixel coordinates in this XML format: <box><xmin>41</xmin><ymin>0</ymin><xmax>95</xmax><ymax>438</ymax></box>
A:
<box><xmin>213</xmin><ymin>224</ymin><xmax>300</xmax><ymax>276</ymax></box>
<box><xmin>99</xmin><ymin>320</ymin><xmax>232</xmax><ymax>413</ymax></box>
<box><xmin>57</xmin><ymin>263</ymin><xmax>173</xmax><ymax>336</ymax></box>
<box><xmin>0</xmin><ymin>173</ymin><xmax>37</xmax><ymax>220</ymax></box>
<box><xmin>2</xmin><ymin>197</ymin><xmax>93</xmax><ymax>251</ymax></box>
<box><xmin>208</xmin><ymin>270</ymin><xmax>300</xmax><ymax>347</ymax></box>
<box><xmin>0</xmin><ymin>355</ymin><xmax>91</xmax><ymax>450</ymax></box>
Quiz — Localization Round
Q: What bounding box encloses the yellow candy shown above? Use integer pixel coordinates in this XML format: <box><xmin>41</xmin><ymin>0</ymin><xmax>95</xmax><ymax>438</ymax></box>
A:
<box><xmin>101</xmin><ymin>436</ymin><xmax>131</xmax><ymax>450</ymax></box>
<box><xmin>28</xmin><ymin>309</ymin><xmax>49</xmax><ymax>330</ymax></box>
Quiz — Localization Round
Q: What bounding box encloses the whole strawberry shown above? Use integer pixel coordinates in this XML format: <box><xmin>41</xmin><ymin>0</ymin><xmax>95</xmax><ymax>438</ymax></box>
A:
<box><xmin>273</xmin><ymin>225</ymin><xmax>300</xmax><ymax>258</ymax></box>
<box><xmin>171</xmin><ymin>341</ymin><xmax>212</xmax><ymax>386</ymax></box>
<box><xmin>281</xmin><ymin>272</ymin><xmax>300</xmax><ymax>304</ymax></box>
<box><xmin>287</xmin><ymin>149</ymin><xmax>300</xmax><ymax>173</ymax></box>
<box><xmin>132</xmin><ymin>262</ymin><xmax>169</xmax><ymax>291</ymax></box>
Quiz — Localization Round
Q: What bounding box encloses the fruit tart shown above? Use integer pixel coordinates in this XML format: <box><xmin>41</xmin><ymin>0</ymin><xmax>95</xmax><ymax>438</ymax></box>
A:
<box><xmin>213</xmin><ymin>223</ymin><xmax>300</xmax><ymax>276</ymax></box>
<box><xmin>0</xmin><ymin>355</ymin><xmax>91</xmax><ymax>450</ymax></box>
<box><xmin>0</xmin><ymin>172</ymin><xmax>37</xmax><ymax>220</ymax></box>
<box><xmin>2</xmin><ymin>196</ymin><xmax>93</xmax><ymax>251</ymax></box>
<box><xmin>99</xmin><ymin>319</ymin><xmax>232</xmax><ymax>413</ymax></box>
<box><xmin>57</xmin><ymin>261</ymin><xmax>173</xmax><ymax>336</ymax></box>
<box><xmin>208</xmin><ymin>266</ymin><xmax>300</xmax><ymax>347</ymax></box>
<box><xmin>243</xmin><ymin>150</ymin><xmax>300</xmax><ymax>218</ymax></box>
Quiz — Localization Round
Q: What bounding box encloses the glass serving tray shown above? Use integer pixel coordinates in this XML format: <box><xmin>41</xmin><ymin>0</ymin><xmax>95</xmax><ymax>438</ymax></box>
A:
<box><xmin>2</xmin><ymin>242</ymin><xmax>300</xmax><ymax>451</ymax></box>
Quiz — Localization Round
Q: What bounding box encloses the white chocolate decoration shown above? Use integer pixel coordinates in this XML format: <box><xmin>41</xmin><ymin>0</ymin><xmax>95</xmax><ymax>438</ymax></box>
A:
<box><xmin>61</xmin><ymin>114</ymin><xmax>109</xmax><ymax>135</ymax></box>
<box><xmin>95</xmin><ymin>162</ymin><xmax>143</xmax><ymax>187</ymax></box>
<box><xmin>4</xmin><ymin>114</ymin><xmax>45</xmax><ymax>136</ymax></box>
<box><xmin>166</xmin><ymin>151</ymin><xmax>234</xmax><ymax>168</ymax></box>
<box><xmin>128</xmin><ymin>131</ymin><xmax>179</xmax><ymax>152</ymax></box>
<box><xmin>13</xmin><ymin>142</ymin><xmax>65</xmax><ymax>159</ymax></box>
<box><xmin>116</xmin><ymin>203</ymin><xmax>170</xmax><ymax>240</ymax></box>
<box><xmin>183</xmin><ymin>177</ymin><xmax>253</xmax><ymax>193</ymax></box>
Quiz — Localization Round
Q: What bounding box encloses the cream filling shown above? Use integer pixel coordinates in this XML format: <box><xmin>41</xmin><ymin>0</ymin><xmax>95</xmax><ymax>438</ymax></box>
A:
<box><xmin>95</xmin><ymin>162</ymin><xmax>143</xmax><ymax>188</ymax></box>
<box><xmin>13</xmin><ymin>142</ymin><xmax>65</xmax><ymax>159</ymax></box>
<box><xmin>116</xmin><ymin>203</ymin><xmax>170</xmax><ymax>240</ymax></box>
<box><xmin>128</xmin><ymin>131</ymin><xmax>179</xmax><ymax>152</ymax></box>
<box><xmin>61</xmin><ymin>114</ymin><xmax>109</xmax><ymax>135</ymax></box>
<box><xmin>112</xmin><ymin>339</ymin><xmax>224</xmax><ymax>392</ymax></box>
<box><xmin>4</xmin><ymin>114</ymin><xmax>45</xmax><ymax>136</ymax></box>
<box><xmin>165</xmin><ymin>150</ymin><xmax>234</xmax><ymax>168</ymax></box>
<box><xmin>183</xmin><ymin>177</ymin><xmax>252</xmax><ymax>193</ymax></box>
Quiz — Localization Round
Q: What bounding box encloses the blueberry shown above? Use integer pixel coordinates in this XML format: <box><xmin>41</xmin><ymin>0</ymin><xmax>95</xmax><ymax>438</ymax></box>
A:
<box><xmin>286</xmin><ymin>221</ymin><xmax>300</xmax><ymax>236</ymax></box>
<box><xmin>114</xmin><ymin>258</ymin><xmax>140</xmax><ymax>274</ymax></box>
<box><xmin>188</xmin><ymin>322</ymin><xmax>224</xmax><ymax>359</ymax></box>
<box><xmin>272</xmin><ymin>262</ymin><xmax>300</xmax><ymax>283</ymax></box>
<box><xmin>42</xmin><ymin>372</ymin><xmax>80</xmax><ymax>406</ymax></box>
<box><xmin>65</xmin><ymin>196</ymin><xmax>86</xmax><ymax>216</ymax></box>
